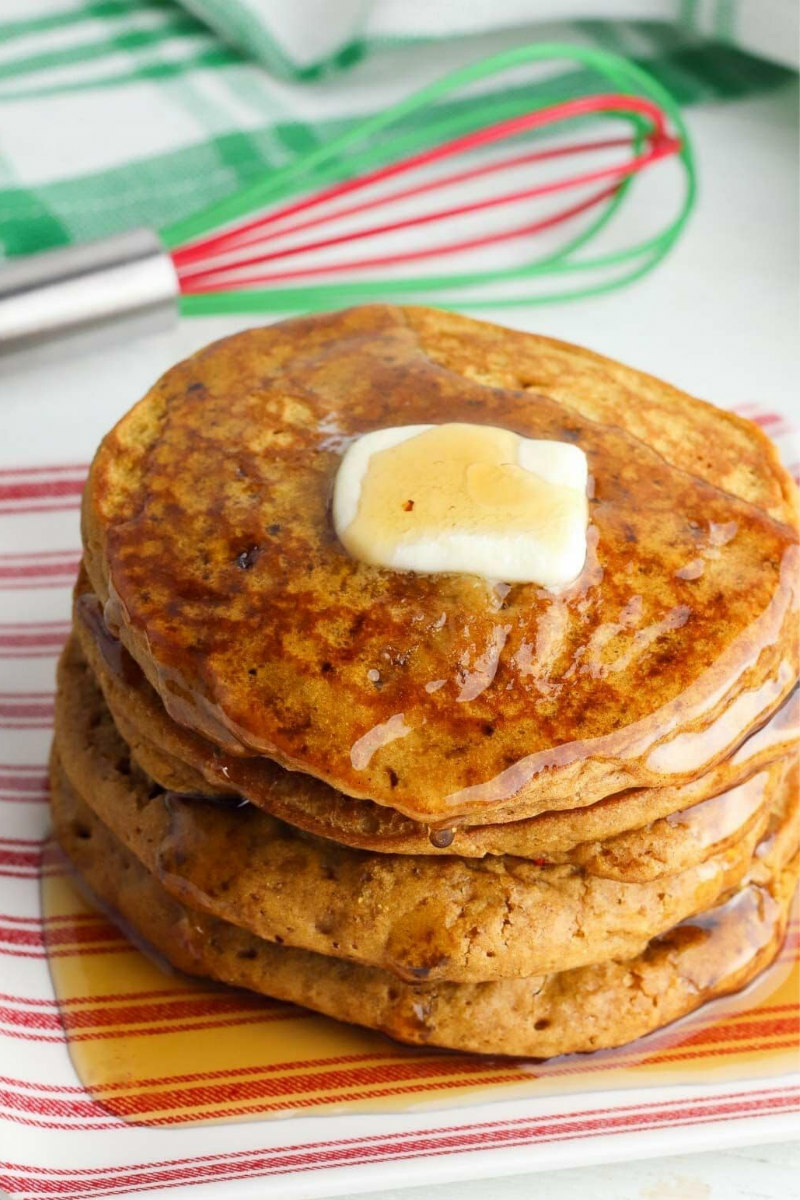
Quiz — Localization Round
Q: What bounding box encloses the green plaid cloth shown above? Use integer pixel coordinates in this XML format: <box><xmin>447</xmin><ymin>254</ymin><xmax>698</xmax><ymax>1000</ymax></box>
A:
<box><xmin>0</xmin><ymin>0</ymin><xmax>796</xmax><ymax>259</ymax></box>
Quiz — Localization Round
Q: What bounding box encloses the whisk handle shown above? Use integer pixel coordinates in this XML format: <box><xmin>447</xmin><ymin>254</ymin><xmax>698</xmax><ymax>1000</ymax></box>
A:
<box><xmin>0</xmin><ymin>229</ymin><xmax>179</xmax><ymax>363</ymax></box>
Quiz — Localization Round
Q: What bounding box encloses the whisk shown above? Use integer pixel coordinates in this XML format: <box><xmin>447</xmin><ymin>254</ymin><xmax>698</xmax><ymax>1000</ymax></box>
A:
<box><xmin>0</xmin><ymin>42</ymin><xmax>695</xmax><ymax>358</ymax></box>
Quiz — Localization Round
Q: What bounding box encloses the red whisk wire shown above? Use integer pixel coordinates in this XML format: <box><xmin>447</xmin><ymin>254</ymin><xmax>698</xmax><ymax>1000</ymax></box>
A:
<box><xmin>179</xmin><ymin>183</ymin><xmax>621</xmax><ymax>293</ymax></box>
<box><xmin>175</xmin><ymin>136</ymin><xmax>636</xmax><ymax>277</ymax></box>
<box><xmin>172</xmin><ymin>93</ymin><xmax>672</xmax><ymax>268</ymax></box>
<box><xmin>177</xmin><ymin>136</ymin><xmax>677</xmax><ymax>291</ymax></box>
<box><xmin>172</xmin><ymin>92</ymin><xmax>680</xmax><ymax>296</ymax></box>
<box><xmin>215</xmin><ymin>137</ymin><xmax>634</xmax><ymax>249</ymax></box>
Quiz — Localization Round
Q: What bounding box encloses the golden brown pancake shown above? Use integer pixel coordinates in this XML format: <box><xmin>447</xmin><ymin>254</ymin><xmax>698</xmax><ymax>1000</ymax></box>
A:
<box><xmin>405</xmin><ymin>308</ymin><xmax>799</xmax><ymax>525</ymax></box>
<box><xmin>53</xmin><ymin>637</ymin><xmax>798</xmax><ymax>982</ymax></box>
<box><xmin>81</xmin><ymin>306</ymin><xmax>800</xmax><ymax>825</ymax></box>
<box><xmin>74</xmin><ymin>586</ymin><xmax>800</xmax><ymax>867</ymax></box>
<box><xmin>51</xmin><ymin>770</ymin><xmax>799</xmax><ymax>1058</ymax></box>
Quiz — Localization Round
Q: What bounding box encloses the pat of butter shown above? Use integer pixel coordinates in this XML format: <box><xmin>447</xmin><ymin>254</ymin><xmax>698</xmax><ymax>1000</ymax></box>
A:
<box><xmin>332</xmin><ymin>423</ymin><xmax>589</xmax><ymax>588</ymax></box>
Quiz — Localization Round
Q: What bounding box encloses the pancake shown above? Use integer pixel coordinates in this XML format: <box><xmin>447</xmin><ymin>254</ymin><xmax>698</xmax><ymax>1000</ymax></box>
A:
<box><xmin>53</xmin><ymin>639</ymin><xmax>798</xmax><ymax>982</ymax></box>
<box><xmin>51</xmin><ymin>771</ymin><xmax>799</xmax><ymax>1058</ymax></box>
<box><xmin>75</xmin><ymin>588</ymin><xmax>800</xmax><ymax>868</ymax></box>
<box><xmin>81</xmin><ymin>305</ymin><xmax>800</xmax><ymax>825</ymax></box>
<box><xmin>405</xmin><ymin>308</ymin><xmax>799</xmax><ymax>526</ymax></box>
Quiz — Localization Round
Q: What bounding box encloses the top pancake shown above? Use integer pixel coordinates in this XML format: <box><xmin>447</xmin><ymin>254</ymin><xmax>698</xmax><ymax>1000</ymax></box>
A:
<box><xmin>82</xmin><ymin>305</ymin><xmax>800</xmax><ymax>823</ymax></box>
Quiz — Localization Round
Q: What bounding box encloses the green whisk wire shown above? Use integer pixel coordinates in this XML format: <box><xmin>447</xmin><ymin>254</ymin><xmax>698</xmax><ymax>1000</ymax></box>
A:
<box><xmin>164</xmin><ymin>42</ymin><xmax>696</xmax><ymax>314</ymax></box>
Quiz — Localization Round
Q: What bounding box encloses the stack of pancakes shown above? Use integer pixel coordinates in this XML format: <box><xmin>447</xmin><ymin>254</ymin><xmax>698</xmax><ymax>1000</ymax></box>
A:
<box><xmin>52</xmin><ymin>306</ymin><xmax>800</xmax><ymax>1057</ymax></box>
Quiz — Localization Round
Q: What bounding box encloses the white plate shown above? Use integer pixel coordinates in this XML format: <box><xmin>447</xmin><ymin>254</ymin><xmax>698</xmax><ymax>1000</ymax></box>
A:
<box><xmin>1</xmin><ymin>397</ymin><xmax>798</xmax><ymax>1200</ymax></box>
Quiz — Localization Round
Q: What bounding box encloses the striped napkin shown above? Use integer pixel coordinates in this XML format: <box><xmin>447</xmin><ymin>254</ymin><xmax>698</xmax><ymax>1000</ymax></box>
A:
<box><xmin>0</xmin><ymin>0</ymin><xmax>797</xmax><ymax>259</ymax></box>
<box><xmin>186</xmin><ymin>0</ymin><xmax>800</xmax><ymax>78</ymax></box>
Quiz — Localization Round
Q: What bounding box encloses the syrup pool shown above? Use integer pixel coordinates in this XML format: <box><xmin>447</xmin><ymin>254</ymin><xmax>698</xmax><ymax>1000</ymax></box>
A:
<box><xmin>41</xmin><ymin>843</ymin><xmax>798</xmax><ymax>1128</ymax></box>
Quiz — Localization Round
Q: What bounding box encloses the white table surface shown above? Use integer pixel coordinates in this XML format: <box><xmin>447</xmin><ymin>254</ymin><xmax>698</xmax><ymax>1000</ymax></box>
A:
<box><xmin>1</xmin><ymin>82</ymin><xmax>797</xmax><ymax>1200</ymax></box>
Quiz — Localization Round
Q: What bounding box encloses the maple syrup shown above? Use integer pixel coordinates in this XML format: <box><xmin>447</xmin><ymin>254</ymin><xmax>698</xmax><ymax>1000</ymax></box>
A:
<box><xmin>41</xmin><ymin>842</ymin><xmax>798</xmax><ymax>1128</ymax></box>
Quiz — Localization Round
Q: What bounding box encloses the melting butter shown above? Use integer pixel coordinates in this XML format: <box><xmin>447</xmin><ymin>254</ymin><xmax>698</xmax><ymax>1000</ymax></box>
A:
<box><xmin>332</xmin><ymin>423</ymin><xmax>588</xmax><ymax>587</ymax></box>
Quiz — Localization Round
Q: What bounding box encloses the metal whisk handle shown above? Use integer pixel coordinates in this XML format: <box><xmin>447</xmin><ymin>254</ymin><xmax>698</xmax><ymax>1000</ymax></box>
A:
<box><xmin>0</xmin><ymin>229</ymin><xmax>179</xmax><ymax>361</ymax></box>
